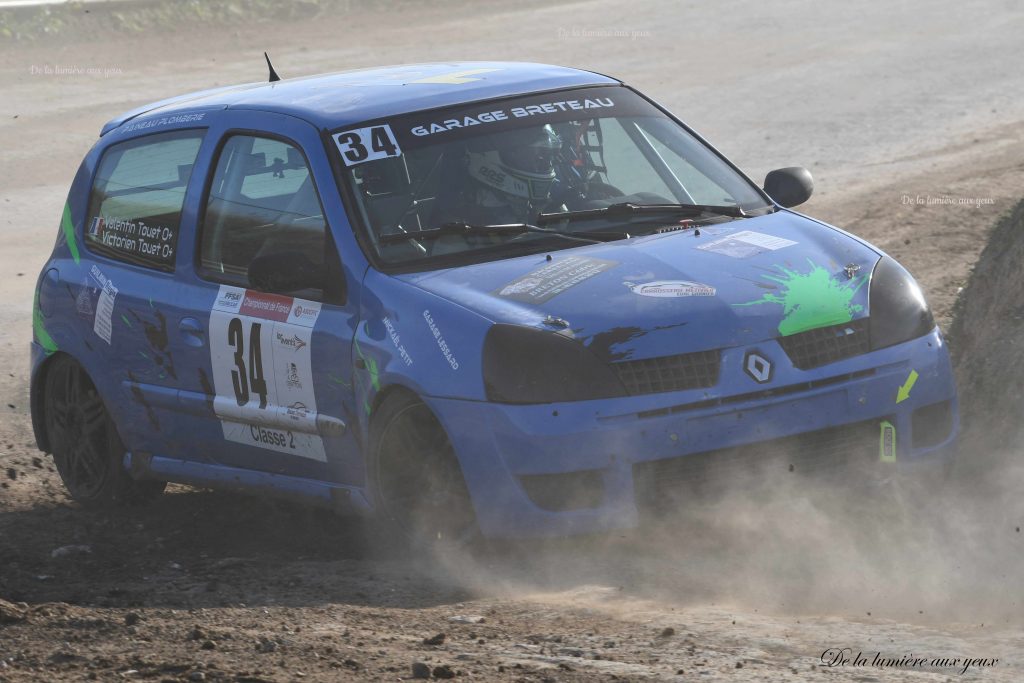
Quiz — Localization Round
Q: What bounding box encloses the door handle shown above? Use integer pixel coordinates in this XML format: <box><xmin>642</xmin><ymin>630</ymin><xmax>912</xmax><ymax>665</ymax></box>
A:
<box><xmin>178</xmin><ymin>317</ymin><xmax>206</xmax><ymax>348</ymax></box>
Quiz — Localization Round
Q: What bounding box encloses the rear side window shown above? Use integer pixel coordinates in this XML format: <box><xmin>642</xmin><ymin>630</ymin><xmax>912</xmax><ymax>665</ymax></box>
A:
<box><xmin>198</xmin><ymin>135</ymin><xmax>326</xmax><ymax>298</ymax></box>
<box><xmin>86</xmin><ymin>129</ymin><xmax>205</xmax><ymax>272</ymax></box>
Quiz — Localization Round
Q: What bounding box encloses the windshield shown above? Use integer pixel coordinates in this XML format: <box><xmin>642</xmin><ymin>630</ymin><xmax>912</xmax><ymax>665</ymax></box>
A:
<box><xmin>332</xmin><ymin>86</ymin><xmax>772</xmax><ymax>267</ymax></box>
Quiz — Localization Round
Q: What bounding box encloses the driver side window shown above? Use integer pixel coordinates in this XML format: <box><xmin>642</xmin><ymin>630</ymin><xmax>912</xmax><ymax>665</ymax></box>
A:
<box><xmin>199</xmin><ymin>134</ymin><xmax>326</xmax><ymax>298</ymax></box>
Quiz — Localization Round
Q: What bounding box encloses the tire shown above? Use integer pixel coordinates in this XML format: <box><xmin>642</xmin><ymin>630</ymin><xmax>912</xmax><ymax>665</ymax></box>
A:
<box><xmin>43</xmin><ymin>355</ymin><xmax>165</xmax><ymax>506</ymax></box>
<box><xmin>368</xmin><ymin>392</ymin><xmax>479</xmax><ymax>549</ymax></box>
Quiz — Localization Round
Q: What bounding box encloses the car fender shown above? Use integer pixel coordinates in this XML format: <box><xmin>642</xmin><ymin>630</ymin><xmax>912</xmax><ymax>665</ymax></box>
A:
<box><xmin>352</xmin><ymin>268</ymin><xmax>494</xmax><ymax>437</ymax></box>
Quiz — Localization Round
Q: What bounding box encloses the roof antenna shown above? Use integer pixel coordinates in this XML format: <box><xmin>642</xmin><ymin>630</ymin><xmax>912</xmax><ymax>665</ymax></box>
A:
<box><xmin>264</xmin><ymin>51</ymin><xmax>281</xmax><ymax>83</ymax></box>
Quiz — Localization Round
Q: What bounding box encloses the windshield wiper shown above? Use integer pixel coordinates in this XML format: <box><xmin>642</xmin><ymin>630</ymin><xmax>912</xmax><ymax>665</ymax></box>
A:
<box><xmin>377</xmin><ymin>221</ymin><xmax>608</xmax><ymax>246</ymax></box>
<box><xmin>537</xmin><ymin>202</ymin><xmax>746</xmax><ymax>225</ymax></box>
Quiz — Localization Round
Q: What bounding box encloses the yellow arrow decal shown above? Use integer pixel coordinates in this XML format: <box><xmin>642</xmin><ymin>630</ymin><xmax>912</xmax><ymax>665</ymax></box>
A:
<box><xmin>895</xmin><ymin>369</ymin><xmax>919</xmax><ymax>404</ymax></box>
<box><xmin>410</xmin><ymin>68</ymin><xmax>500</xmax><ymax>85</ymax></box>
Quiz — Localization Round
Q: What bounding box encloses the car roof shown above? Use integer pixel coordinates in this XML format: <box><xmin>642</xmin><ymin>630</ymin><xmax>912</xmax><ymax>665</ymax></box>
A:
<box><xmin>101</xmin><ymin>61</ymin><xmax>620</xmax><ymax>135</ymax></box>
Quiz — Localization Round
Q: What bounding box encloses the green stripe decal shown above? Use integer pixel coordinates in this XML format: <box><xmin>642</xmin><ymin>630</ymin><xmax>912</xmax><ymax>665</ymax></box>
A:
<box><xmin>61</xmin><ymin>201</ymin><xmax>80</xmax><ymax>264</ymax></box>
<box><xmin>33</xmin><ymin>290</ymin><xmax>58</xmax><ymax>355</ymax></box>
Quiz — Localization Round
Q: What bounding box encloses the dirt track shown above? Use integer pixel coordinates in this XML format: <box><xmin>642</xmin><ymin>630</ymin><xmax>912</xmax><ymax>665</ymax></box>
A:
<box><xmin>2</xmin><ymin>1</ymin><xmax>1024</xmax><ymax>680</ymax></box>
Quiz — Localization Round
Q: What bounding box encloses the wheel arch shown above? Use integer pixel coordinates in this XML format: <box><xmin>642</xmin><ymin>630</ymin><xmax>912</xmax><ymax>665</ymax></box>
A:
<box><xmin>31</xmin><ymin>351</ymin><xmax>118</xmax><ymax>454</ymax></box>
<box><xmin>30</xmin><ymin>350</ymin><xmax>74</xmax><ymax>452</ymax></box>
<box><xmin>364</xmin><ymin>381</ymin><xmax>479</xmax><ymax>545</ymax></box>
<box><xmin>369</xmin><ymin>382</ymin><xmax>423</xmax><ymax>421</ymax></box>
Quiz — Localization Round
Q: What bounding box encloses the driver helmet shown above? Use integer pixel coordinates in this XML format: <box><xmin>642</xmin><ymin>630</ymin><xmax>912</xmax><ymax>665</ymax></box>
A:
<box><xmin>466</xmin><ymin>125</ymin><xmax>561</xmax><ymax>202</ymax></box>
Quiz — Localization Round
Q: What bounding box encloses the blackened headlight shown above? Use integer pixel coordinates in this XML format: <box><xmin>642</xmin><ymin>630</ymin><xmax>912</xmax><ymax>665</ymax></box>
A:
<box><xmin>482</xmin><ymin>324</ymin><xmax>627</xmax><ymax>404</ymax></box>
<box><xmin>869</xmin><ymin>257</ymin><xmax>935</xmax><ymax>350</ymax></box>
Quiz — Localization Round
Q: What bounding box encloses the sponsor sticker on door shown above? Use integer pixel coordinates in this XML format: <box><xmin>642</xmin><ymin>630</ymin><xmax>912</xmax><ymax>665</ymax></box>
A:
<box><xmin>208</xmin><ymin>286</ymin><xmax>326</xmax><ymax>461</ymax></box>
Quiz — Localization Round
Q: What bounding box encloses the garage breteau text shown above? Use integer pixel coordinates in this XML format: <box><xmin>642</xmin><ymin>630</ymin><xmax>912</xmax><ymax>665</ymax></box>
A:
<box><xmin>409</xmin><ymin>97</ymin><xmax>615</xmax><ymax>137</ymax></box>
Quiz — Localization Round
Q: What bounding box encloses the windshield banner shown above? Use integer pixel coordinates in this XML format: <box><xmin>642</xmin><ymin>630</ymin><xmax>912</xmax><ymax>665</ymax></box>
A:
<box><xmin>338</xmin><ymin>86</ymin><xmax>658</xmax><ymax>152</ymax></box>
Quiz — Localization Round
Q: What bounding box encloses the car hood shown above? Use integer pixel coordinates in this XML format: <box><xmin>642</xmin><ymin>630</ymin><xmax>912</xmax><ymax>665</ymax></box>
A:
<box><xmin>395</xmin><ymin>211</ymin><xmax>880</xmax><ymax>362</ymax></box>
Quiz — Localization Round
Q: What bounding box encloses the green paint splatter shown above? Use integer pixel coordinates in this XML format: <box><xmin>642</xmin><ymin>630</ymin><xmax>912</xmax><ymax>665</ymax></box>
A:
<box><xmin>60</xmin><ymin>201</ymin><xmax>80</xmax><ymax>264</ymax></box>
<box><xmin>354</xmin><ymin>338</ymin><xmax>380</xmax><ymax>391</ymax></box>
<box><xmin>327</xmin><ymin>372</ymin><xmax>351</xmax><ymax>388</ymax></box>
<box><xmin>32</xmin><ymin>289</ymin><xmax>58</xmax><ymax>355</ymax></box>
<box><xmin>353</xmin><ymin>338</ymin><xmax>380</xmax><ymax>415</ymax></box>
<box><xmin>121</xmin><ymin>314</ymin><xmax>133</xmax><ymax>328</ymax></box>
<box><xmin>351</xmin><ymin>372</ymin><xmax>372</xmax><ymax>415</ymax></box>
<box><xmin>734</xmin><ymin>260</ymin><xmax>866</xmax><ymax>336</ymax></box>
<box><xmin>365</xmin><ymin>357</ymin><xmax>380</xmax><ymax>392</ymax></box>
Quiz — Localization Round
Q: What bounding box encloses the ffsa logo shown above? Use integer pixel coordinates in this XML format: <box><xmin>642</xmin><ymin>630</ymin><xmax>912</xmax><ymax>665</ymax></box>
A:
<box><xmin>216</xmin><ymin>290</ymin><xmax>242</xmax><ymax>310</ymax></box>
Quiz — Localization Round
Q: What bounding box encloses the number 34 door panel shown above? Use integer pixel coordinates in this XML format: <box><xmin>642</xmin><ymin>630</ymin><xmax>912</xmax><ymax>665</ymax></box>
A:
<box><xmin>209</xmin><ymin>286</ymin><xmax>326</xmax><ymax>462</ymax></box>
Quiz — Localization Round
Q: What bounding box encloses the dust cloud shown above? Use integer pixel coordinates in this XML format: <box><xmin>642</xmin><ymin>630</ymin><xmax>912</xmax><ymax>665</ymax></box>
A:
<box><xmin>426</xmin><ymin>437</ymin><xmax>1023</xmax><ymax>627</ymax></box>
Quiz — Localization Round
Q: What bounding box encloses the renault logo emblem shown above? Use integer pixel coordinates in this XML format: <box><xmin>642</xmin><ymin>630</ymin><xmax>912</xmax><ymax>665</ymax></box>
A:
<box><xmin>744</xmin><ymin>352</ymin><xmax>773</xmax><ymax>383</ymax></box>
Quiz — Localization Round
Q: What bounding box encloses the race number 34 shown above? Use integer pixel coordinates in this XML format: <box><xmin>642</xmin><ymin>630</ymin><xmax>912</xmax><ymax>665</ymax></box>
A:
<box><xmin>209</xmin><ymin>286</ymin><xmax>327</xmax><ymax>462</ymax></box>
<box><xmin>333</xmin><ymin>124</ymin><xmax>402</xmax><ymax>166</ymax></box>
<box><xmin>227</xmin><ymin>318</ymin><xmax>268</xmax><ymax>409</ymax></box>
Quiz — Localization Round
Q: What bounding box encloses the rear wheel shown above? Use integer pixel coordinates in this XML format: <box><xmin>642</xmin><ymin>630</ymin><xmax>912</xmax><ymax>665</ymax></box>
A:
<box><xmin>43</xmin><ymin>356</ymin><xmax>165</xmax><ymax>506</ymax></box>
<box><xmin>369</xmin><ymin>392</ymin><xmax>478</xmax><ymax>549</ymax></box>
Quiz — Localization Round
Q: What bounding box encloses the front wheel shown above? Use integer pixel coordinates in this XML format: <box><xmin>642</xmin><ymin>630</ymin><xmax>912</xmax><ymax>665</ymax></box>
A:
<box><xmin>369</xmin><ymin>392</ymin><xmax>479</xmax><ymax>549</ymax></box>
<box><xmin>43</xmin><ymin>356</ymin><xmax>165</xmax><ymax>506</ymax></box>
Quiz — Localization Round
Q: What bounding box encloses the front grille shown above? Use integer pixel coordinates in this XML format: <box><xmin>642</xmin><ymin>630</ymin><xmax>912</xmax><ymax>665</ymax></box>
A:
<box><xmin>633</xmin><ymin>418</ymin><xmax>883</xmax><ymax>512</ymax></box>
<box><xmin>636</xmin><ymin>369</ymin><xmax>876</xmax><ymax>419</ymax></box>
<box><xmin>778</xmin><ymin>319</ymin><xmax>871</xmax><ymax>370</ymax></box>
<box><xmin>612</xmin><ymin>349</ymin><xmax>720</xmax><ymax>396</ymax></box>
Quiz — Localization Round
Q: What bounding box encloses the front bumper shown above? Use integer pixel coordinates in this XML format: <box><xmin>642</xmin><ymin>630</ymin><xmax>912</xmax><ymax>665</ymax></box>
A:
<box><xmin>425</xmin><ymin>328</ymin><xmax>958</xmax><ymax>539</ymax></box>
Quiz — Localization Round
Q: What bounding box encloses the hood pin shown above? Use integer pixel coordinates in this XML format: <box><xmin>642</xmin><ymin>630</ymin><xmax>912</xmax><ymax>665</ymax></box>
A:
<box><xmin>844</xmin><ymin>263</ymin><xmax>861</xmax><ymax>279</ymax></box>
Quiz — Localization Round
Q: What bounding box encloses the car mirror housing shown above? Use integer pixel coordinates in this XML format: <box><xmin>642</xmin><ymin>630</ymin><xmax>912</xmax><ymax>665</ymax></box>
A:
<box><xmin>763</xmin><ymin>166</ymin><xmax>814</xmax><ymax>208</ymax></box>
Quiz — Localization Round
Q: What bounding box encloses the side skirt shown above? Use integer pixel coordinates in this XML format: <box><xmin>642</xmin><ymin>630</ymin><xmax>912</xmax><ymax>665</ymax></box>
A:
<box><xmin>124</xmin><ymin>451</ymin><xmax>372</xmax><ymax>516</ymax></box>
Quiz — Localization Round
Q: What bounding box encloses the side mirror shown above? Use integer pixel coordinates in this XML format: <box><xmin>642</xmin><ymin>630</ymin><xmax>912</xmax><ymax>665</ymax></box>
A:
<box><xmin>763</xmin><ymin>167</ymin><xmax>813</xmax><ymax>208</ymax></box>
<box><xmin>248</xmin><ymin>251</ymin><xmax>325</xmax><ymax>294</ymax></box>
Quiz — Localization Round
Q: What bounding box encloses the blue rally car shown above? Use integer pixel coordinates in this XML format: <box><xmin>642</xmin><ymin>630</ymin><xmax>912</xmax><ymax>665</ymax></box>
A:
<box><xmin>30</xmin><ymin>61</ymin><xmax>958</xmax><ymax>542</ymax></box>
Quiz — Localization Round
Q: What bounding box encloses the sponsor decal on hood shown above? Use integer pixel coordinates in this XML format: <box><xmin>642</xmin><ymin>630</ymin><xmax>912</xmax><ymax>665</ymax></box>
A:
<box><xmin>494</xmin><ymin>255</ymin><xmax>617</xmax><ymax>304</ymax></box>
<box><xmin>623</xmin><ymin>280</ymin><xmax>716</xmax><ymax>297</ymax></box>
<box><xmin>696</xmin><ymin>230</ymin><xmax>797</xmax><ymax>259</ymax></box>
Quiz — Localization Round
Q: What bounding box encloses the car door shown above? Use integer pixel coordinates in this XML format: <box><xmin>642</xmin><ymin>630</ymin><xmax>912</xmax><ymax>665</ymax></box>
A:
<box><xmin>78</xmin><ymin>127</ymin><xmax>209</xmax><ymax>461</ymax></box>
<box><xmin>170</xmin><ymin>112</ymin><xmax>364</xmax><ymax>486</ymax></box>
